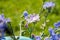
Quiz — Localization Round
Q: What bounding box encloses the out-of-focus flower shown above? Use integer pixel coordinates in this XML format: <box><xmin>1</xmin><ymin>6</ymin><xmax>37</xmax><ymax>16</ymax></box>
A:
<box><xmin>0</xmin><ymin>14</ymin><xmax>11</xmax><ymax>24</ymax></box>
<box><xmin>25</xmin><ymin>13</ymin><xmax>40</xmax><ymax>23</ymax></box>
<box><xmin>0</xmin><ymin>14</ymin><xmax>5</xmax><ymax>21</ymax></box>
<box><xmin>0</xmin><ymin>14</ymin><xmax>4</xmax><ymax>18</ymax></box>
<box><xmin>23</xmin><ymin>11</ymin><xmax>28</xmax><ymax>19</ymax></box>
<box><xmin>43</xmin><ymin>2</ymin><xmax>55</xmax><ymax>9</ymax></box>
<box><xmin>48</xmin><ymin>27</ymin><xmax>55</xmax><ymax>36</ymax></box>
<box><xmin>54</xmin><ymin>21</ymin><xmax>60</xmax><ymax>28</ymax></box>
<box><xmin>57</xmin><ymin>34</ymin><xmax>60</xmax><ymax>38</ymax></box>
<box><xmin>23</xmin><ymin>11</ymin><xmax>28</xmax><ymax>17</ymax></box>
<box><xmin>58</xmin><ymin>38</ymin><xmax>60</xmax><ymax>40</ymax></box>
<box><xmin>50</xmin><ymin>35</ymin><xmax>58</xmax><ymax>40</ymax></box>
<box><xmin>52</xmin><ymin>35</ymin><xmax>58</xmax><ymax>40</ymax></box>
<box><xmin>23</xmin><ymin>11</ymin><xmax>40</xmax><ymax>23</ymax></box>
<box><xmin>0</xmin><ymin>14</ymin><xmax>11</xmax><ymax>39</ymax></box>
<box><xmin>43</xmin><ymin>2</ymin><xmax>55</xmax><ymax>12</ymax></box>
<box><xmin>35</xmin><ymin>36</ymin><xmax>41</xmax><ymax>40</ymax></box>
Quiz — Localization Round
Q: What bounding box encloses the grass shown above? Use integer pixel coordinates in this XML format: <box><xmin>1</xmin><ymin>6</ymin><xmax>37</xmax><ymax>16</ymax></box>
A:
<box><xmin>0</xmin><ymin>0</ymin><xmax>60</xmax><ymax>37</ymax></box>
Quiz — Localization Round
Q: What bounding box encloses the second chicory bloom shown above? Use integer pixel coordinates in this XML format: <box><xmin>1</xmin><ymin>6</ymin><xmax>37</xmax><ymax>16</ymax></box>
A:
<box><xmin>23</xmin><ymin>11</ymin><xmax>28</xmax><ymax>19</ymax></box>
<box><xmin>43</xmin><ymin>2</ymin><xmax>55</xmax><ymax>9</ymax></box>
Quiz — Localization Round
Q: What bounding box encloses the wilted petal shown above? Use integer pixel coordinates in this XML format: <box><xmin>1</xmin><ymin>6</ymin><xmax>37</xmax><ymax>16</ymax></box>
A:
<box><xmin>25</xmin><ymin>23</ymin><xmax>28</xmax><ymax>28</ymax></box>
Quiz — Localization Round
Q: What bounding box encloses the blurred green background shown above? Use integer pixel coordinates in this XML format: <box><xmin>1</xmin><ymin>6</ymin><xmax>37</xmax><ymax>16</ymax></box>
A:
<box><xmin>0</xmin><ymin>0</ymin><xmax>60</xmax><ymax>36</ymax></box>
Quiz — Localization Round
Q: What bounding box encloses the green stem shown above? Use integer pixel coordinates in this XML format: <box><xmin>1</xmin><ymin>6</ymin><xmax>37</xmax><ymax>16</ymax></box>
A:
<box><xmin>8</xmin><ymin>22</ymin><xmax>16</xmax><ymax>40</ymax></box>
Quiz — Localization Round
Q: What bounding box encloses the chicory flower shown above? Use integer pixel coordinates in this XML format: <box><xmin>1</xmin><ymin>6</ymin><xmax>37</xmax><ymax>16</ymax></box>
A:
<box><xmin>0</xmin><ymin>14</ymin><xmax>5</xmax><ymax>21</ymax></box>
<box><xmin>48</xmin><ymin>28</ymin><xmax>55</xmax><ymax>36</ymax></box>
<box><xmin>54</xmin><ymin>21</ymin><xmax>60</xmax><ymax>28</ymax></box>
<box><xmin>0</xmin><ymin>14</ymin><xmax>10</xmax><ymax>39</ymax></box>
<box><xmin>25</xmin><ymin>14</ymin><xmax>40</xmax><ymax>23</ymax></box>
<box><xmin>23</xmin><ymin>11</ymin><xmax>28</xmax><ymax>19</ymax></box>
<box><xmin>43</xmin><ymin>2</ymin><xmax>55</xmax><ymax>13</ymax></box>
<box><xmin>43</xmin><ymin>2</ymin><xmax>55</xmax><ymax>9</ymax></box>
<box><xmin>51</xmin><ymin>35</ymin><xmax>58</xmax><ymax>40</ymax></box>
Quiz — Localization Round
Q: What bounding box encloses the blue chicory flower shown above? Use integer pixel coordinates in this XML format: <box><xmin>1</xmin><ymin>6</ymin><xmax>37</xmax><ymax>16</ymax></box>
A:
<box><xmin>51</xmin><ymin>34</ymin><xmax>58</xmax><ymax>40</ymax></box>
<box><xmin>0</xmin><ymin>14</ymin><xmax>5</xmax><ymax>21</ymax></box>
<box><xmin>57</xmin><ymin>34</ymin><xmax>60</xmax><ymax>38</ymax></box>
<box><xmin>0</xmin><ymin>14</ymin><xmax>10</xmax><ymax>39</ymax></box>
<box><xmin>48</xmin><ymin>28</ymin><xmax>55</xmax><ymax>36</ymax></box>
<box><xmin>23</xmin><ymin>11</ymin><xmax>28</xmax><ymax>18</ymax></box>
<box><xmin>50</xmin><ymin>34</ymin><xmax>58</xmax><ymax>40</ymax></box>
<box><xmin>43</xmin><ymin>2</ymin><xmax>55</xmax><ymax>9</ymax></box>
<box><xmin>48</xmin><ymin>27</ymin><xmax>59</xmax><ymax>40</ymax></box>
<box><xmin>1</xmin><ymin>14</ymin><xmax>4</xmax><ymax>18</ymax></box>
<box><xmin>54</xmin><ymin>21</ymin><xmax>60</xmax><ymax>28</ymax></box>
